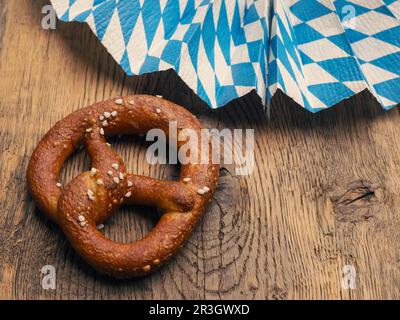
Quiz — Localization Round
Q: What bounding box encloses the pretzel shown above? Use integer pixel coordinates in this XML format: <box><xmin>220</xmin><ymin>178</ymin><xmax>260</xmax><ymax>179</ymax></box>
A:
<box><xmin>27</xmin><ymin>95</ymin><xmax>219</xmax><ymax>278</ymax></box>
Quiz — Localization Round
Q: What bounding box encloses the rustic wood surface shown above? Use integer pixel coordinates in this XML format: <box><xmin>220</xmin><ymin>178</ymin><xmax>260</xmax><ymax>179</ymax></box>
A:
<box><xmin>1</xmin><ymin>0</ymin><xmax>400</xmax><ymax>300</ymax></box>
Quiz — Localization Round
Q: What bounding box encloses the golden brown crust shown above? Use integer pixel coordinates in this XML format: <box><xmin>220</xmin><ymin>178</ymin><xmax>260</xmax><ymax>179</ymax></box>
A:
<box><xmin>27</xmin><ymin>95</ymin><xmax>219</xmax><ymax>278</ymax></box>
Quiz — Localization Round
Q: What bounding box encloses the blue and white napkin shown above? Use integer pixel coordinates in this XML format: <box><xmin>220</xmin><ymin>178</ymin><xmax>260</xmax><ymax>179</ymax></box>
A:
<box><xmin>50</xmin><ymin>0</ymin><xmax>400</xmax><ymax>111</ymax></box>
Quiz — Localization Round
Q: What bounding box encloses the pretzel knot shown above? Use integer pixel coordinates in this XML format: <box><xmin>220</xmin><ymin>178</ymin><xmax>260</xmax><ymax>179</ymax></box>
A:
<box><xmin>27</xmin><ymin>95</ymin><xmax>219</xmax><ymax>278</ymax></box>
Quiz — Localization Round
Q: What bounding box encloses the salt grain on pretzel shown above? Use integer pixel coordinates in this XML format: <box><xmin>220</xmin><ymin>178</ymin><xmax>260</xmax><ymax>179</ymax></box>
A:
<box><xmin>197</xmin><ymin>186</ymin><xmax>210</xmax><ymax>195</ymax></box>
<box><xmin>113</xmin><ymin>177</ymin><xmax>120</xmax><ymax>184</ymax></box>
<box><xmin>87</xmin><ymin>189</ymin><xmax>95</xmax><ymax>201</ymax></box>
<box><xmin>142</xmin><ymin>265</ymin><xmax>151</xmax><ymax>272</ymax></box>
<box><xmin>114</xmin><ymin>99</ymin><xmax>123</xmax><ymax>105</ymax></box>
<box><xmin>111</xmin><ymin>163</ymin><xmax>119</xmax><ymax>170</ymax></box>
<box><xmin>27</xmin><ymin>95</ymin><xmax>219</xmax><ymax>278</ymax></box>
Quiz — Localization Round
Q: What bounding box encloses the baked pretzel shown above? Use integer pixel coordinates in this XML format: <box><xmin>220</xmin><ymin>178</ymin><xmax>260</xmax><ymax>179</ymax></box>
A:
<box><xmin>27</xmin><ymin>95</ymin><xmax>219</xmax><ymax>278</ymax></box>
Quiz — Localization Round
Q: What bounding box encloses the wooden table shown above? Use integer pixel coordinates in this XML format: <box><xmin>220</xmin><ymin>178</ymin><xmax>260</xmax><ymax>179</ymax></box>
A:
<box><xmin>1</xmin><ymin>0</ymin><xmax>400</xmax><ymax>300</ymax></box>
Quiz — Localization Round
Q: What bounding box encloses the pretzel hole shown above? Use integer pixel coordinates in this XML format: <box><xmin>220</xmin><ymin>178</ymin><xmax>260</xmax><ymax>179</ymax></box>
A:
<box><xmin>58</xmin><ymin>144</ymin><xmax>91</xmax><ymax>187</ymax></box>
<box><xmin>100</xmin><ymin>206</ymin><xmax>161</xmax><ymax>243</ymax></box>
<box><xmin>107</xmin><ymin>135</ymin><xmax>181</xmax><ymax>180</ymax></box>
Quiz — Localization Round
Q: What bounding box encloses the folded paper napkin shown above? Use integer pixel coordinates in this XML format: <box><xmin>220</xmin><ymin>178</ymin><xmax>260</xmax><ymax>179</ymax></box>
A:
<box><xmin>50</xmin><ymin>0</ymin><xmax>400</xmax><ymax>112</ymax></box>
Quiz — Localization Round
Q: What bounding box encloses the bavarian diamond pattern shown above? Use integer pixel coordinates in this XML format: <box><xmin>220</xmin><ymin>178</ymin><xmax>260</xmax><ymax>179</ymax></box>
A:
<box><xmin>50</xmin><ymin>0</ymin><xmax>400</xmax><ymax>111</ymax></box>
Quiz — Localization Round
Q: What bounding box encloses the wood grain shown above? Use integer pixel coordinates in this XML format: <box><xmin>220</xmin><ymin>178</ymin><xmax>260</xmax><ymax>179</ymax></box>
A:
<box><xmin>1</xmin><ymin>0</ymin><xmax>400</xmax><ymax>300</ymax></box>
